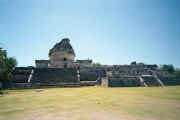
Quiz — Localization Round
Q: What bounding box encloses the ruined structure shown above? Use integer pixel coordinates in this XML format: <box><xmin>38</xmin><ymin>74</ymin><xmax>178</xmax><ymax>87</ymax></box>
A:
<box><xmin>35</xmin><ymin>38</ymin><xmax>76</xmax><ymax>68</ymax></box>
<box><xmin>100</xmin><ymin>63</ymin><xmax>180</xmax><ymax>87</ymax></box>
<box><xmin>10</xmin><ymin>38</ymin><xmax>180</xmax><ymax>89</ymax></box>
<box><xmin>11</xmin><ymin>38</ymin><xmax>79</xmax><ymax>88</ymax></box>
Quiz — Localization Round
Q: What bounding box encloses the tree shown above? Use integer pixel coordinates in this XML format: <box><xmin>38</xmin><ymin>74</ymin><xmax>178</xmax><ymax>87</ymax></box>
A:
<box><xmin>131</xmin><ymin>61</ymin><xmax>136</xmax><ymax>65</ymax></box>
<box><xmin>0</xmin><ymin>48</ymin><xmax>17</xmax><ymax>88</ymax></box>
<box><xmin>159</xmin><ymin>64</ymin><xmax>175</xmax><ymax>74</ymax></box>
<box><xmin>92</xmin><ymin>62</ymin><xmax>101</xmax><ymax>68</ymax></box>
<box><xmin>174</xmin><ymin>68</ymin><xmax>180</xmax><ymax>77</ymax></box>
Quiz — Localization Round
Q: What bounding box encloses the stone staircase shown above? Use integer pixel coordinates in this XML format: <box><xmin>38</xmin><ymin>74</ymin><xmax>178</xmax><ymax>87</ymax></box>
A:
<box><xmin>139</xmin><ymin>76</ymin><xmax>148</xmax><ymax>87</ymax></box>
<box><xmin>142</xmin><ymin>75</ymin><xmax>161</xmax><ymax>87</ymax></box>
<box><xmin>31</xmin><ymin>68</ymin><xmax>80</xmax><ymax>87</ymax></box>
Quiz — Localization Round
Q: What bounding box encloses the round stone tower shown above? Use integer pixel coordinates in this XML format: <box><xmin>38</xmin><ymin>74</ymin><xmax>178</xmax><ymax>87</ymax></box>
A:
<box><xmin>48</xmin><ymin>38</ymin><xmax>76</xmax><ymax>68</ymax></box>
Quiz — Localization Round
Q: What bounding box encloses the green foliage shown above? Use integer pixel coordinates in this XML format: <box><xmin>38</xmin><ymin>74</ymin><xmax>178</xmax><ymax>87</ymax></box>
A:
<box><xmin>174</xmin><ymin>69</ymin><xmax>180</xmax><ymax>77</ymax></box>
<box><xmin>92</xmin><ymin>62</ymin><xmax>101</xmax><ymax>67</ymax></box>
<box><xmin>131</xmin><ymin>61</ymin><xmax>136</xmax><ymax>65</ymax></box>
<box><xmin>0</xmin><ymin>48</ymin><xmax>17</xmax><ymax>87</ymax></box>
<box><xmin>160</xmin><ymin>64</ymin><xmax>175</xmax><ymax>74</ymax></box>
<box><xmin>159</xmin><ymin>64</ymin><xmax>180</xmax><ymax>79</ymax></box>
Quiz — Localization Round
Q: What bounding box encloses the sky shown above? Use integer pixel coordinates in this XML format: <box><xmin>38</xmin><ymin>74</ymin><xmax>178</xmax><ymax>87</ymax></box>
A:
<box><xmin>0</xmin><ymin>0</ymin><xmax>180</xmax><ymax>68</ymax></box>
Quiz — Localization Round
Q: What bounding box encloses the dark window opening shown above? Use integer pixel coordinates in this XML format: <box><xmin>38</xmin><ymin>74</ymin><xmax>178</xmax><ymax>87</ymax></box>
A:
<box><xmin>63</xmin><ymin>58</ymin><xmax>67</xmax><ymax>61</ymax></box>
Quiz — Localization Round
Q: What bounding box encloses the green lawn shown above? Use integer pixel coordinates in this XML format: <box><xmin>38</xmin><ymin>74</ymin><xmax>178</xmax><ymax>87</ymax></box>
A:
<box><xmin>0</xmin><ymin>86</ymin><xmax>180</xmax><ymax>120</ymax></box>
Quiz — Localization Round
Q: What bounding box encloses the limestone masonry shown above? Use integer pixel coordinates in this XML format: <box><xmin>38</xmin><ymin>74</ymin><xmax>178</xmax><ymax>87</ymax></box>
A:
<box><xmin>11</xmin><ymin>38</ymin><xmax>180</xmax><ymax>89</ymax></box>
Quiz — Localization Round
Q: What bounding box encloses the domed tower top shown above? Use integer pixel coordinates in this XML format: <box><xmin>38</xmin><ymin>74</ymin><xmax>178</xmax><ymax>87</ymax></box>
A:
<box><xmin>48</xmin><ymin>38</ymin><xmax>76</xmax><ymax>64</ymax></box>
<box><xmin>49</xmin><ymin>38</ymin><xmax>75</xmax><ymax>57</ymax></box>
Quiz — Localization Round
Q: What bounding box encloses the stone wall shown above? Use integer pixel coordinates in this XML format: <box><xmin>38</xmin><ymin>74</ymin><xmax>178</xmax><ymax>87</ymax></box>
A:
<box><xmin>31</xmin><ymin>68</ymin><xmax>79</xmax><ymax>87</ymax></box>
<box><xmin>12</xmin><ymin>67</ymin><xmax>33</xmax><ymax>83</ymax></box>
<box><xmin>76</xmin><ymin>59</ymin><xmax>92</xmax><ymax>68</ymax></box>
<box><xmin>10</xmin><ymin>64</ymin><xmax>180</xmax><ymax>89</ymax></box>
<box><xmin>108</xmin><ymin>77</ymin><xmax>141</xmax><ymax>87</ymax></box>
<box><xmin>35</xmin><ymin>60</ymin><xmax>49</xmax><ymax>68</ymax></box>
<box><xmin>10</xmin><ymin>83</ymin><xmax>33</xmax><ymax>89</ymax></box>
<box><xmin>80</xmin><ymin>81</ymin><xmax>99</xmax><ymax>86</ymax></box>
<box><xmin>79</xmin><ymin>67</ymin><xmax>105</xmax><ymax>81</ymax></box>
<box><xmin>158</xmin><ymin>75</ymin><xmax>180</xmax><ymax>86</ymax></box>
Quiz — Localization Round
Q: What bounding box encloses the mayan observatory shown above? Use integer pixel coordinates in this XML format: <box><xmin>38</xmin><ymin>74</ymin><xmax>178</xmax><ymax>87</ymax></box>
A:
<box><xmin>2</xmin><ymin>1</ymin><xmax>180</xmax><ymax>120</ymax></box>
<box><xmin>10</xmin><ymin>38</ymin><xmax>180</xmax><ymax>89</ymax></box>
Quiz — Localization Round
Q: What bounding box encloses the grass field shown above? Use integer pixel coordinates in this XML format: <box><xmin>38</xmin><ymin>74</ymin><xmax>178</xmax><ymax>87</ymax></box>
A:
<box><xmin>0</xmin><ymin>86</ymin><xmax>180</xmax><ymax>120</ymax></box>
